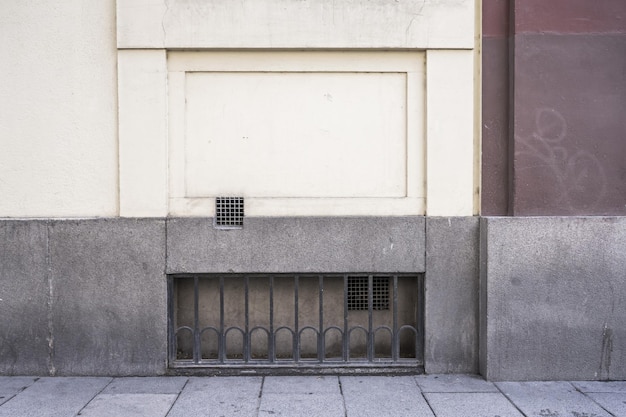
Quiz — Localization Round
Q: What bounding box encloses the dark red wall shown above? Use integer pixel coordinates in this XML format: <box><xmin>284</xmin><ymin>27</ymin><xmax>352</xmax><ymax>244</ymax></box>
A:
<box><xmin>482</xmin><ymin>0</ymin><xmax>626</xmax><ymax>215</ymax></box>
<box><xmin>482</xmin><ymin>0</ymin><xmax>510</xmax><ymax>215</ymax></box>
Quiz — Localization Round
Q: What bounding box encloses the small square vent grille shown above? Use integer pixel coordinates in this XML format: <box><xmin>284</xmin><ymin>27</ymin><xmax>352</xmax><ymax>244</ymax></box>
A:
<box><xmin>215</xmin><ymin>197</ymin><xmax>244</xmax><ymax>228</ymax></box>
<box><xmin>347</xmin><ymin>276</ymin><xmax>390</xmax><ymax>311</ymax></box>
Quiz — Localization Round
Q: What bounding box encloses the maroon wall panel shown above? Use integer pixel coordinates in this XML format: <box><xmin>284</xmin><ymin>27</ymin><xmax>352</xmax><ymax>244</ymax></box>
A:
<box><xmin>481</xmin><ymin>0</ymin><xmax>510</xmax><ymax>215</ymax></box>
<box><xmin>508</xmin><ymin>0</ymin><xmax>626</xmax><ymax>215</ymax></box>
<box><xmin>512</xmin><ymin>34</ymin><xmax>626</xmax><ymax>215</ymax></box>
<box><xmin>514</xmin><ymin>0</ymin><xmax>626</xmax><ymax>35</ymax></box>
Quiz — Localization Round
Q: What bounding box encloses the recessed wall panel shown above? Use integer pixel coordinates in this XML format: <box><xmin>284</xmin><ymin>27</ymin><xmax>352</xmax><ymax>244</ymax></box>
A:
<box><xmin>185</xmin><ymin>71</ymin><xmax>407</xmax><ymax>198</ymax></box>
<box><xmin>168</xmin><ymin>51</ymin><xmax>425</xmax><ymax>216</ymax></box>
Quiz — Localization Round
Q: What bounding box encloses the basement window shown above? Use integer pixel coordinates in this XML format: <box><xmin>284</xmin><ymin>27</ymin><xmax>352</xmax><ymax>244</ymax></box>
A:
<box><xmin>168</xmin><ymin>273</ymin><xmax>424</xmax><ymax>373</ymax></box>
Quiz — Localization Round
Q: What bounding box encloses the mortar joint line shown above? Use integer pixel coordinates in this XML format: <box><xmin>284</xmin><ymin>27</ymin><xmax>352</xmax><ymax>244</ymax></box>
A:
<box><xmin>493</xmin><ymin>382</ymin><xmax>529</xmax><ymax>417</ymax></box>
<box><xmin>254</xmin><ymin>376</ymin><xmax>266</xmax><ymax>417</ymax></box>
<box><xmin>75</xmin><ymin>377</ymin><xmax>114</xmax><ymax>416</ymax></box>
<box><xmin>165</xmin><ymin>377</ymin><xmax>190</xmax><ymax>417</ymax></box>
<box><xmin>338</xmin><ymin>376</ymin><xmax>348</xmax><ymax>417</ymax></box>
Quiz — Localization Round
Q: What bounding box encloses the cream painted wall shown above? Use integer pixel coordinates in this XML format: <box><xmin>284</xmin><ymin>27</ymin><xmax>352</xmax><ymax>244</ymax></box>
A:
<box><xmin>0</xmin><ymin>0</ymin><xmax>118</xmax><ymax>217</ymax></box>
<box><xmin>118</xmin><ymin>0</ymin><xmax>475</xmax><ymax>49</ymax></box>
<box><xmin>0</xmin><ymin>0</ymin><xmax>478</xmax><ymax>218</ymax></box>
<box><xmin>165</xmin><ymin>51</ymin><xmax>426</xmax><ymax>217</ymax></box>
<box><xmin>119</xmin><ymin>0</ymin><xmax>479</xmax><ymax>217</ymax></box>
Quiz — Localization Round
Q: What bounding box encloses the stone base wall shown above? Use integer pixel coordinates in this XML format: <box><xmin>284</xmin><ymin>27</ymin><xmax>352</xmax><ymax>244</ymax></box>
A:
<box><xmin>0</xmin><ymin>219</ymin><xmax>167</xmax><ymax>376</ymax></box>
<box><xmin>480</xmin><ymin>217</ymin><xmax>626</xmax><ymax>381</ymax></box>
<box><xmin>2</xmin><ymin>216</ymin><xmax>624</xmax><ymax>380</ymax></box>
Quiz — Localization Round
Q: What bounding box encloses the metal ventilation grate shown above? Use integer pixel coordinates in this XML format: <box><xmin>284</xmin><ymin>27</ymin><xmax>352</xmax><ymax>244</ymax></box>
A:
<box><xmin>168</xmin><ymin>273</ymin><xmax>423</xmax><ymax>373</ymax></box>
<box><xmin>215</xmin><ymin>197</ymin><xmax>244</xmax><ymax>228</ymax></box>
<box><xmin>347</xmin><ymin>276</ymin><xmax>390</xmax><ymax>311</ymax></box>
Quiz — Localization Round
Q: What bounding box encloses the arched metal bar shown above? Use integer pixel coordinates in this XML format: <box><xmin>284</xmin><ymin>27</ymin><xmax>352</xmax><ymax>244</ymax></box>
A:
<box><xmin>224</xmin><ymin>327</ymin><xmax>245</xmax><ymax>361</ymax></box>
<box><xmin>373</xmin><ymin>326</ymin><xmax>393</xmax><ymax>359</ymax></box>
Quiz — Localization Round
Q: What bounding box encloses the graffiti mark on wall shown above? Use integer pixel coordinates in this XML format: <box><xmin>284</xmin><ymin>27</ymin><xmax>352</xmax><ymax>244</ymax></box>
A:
<box><xmin>515</xmin><ymin>108</ymin><xmax>607</xmax><ymax>213</ymax></box>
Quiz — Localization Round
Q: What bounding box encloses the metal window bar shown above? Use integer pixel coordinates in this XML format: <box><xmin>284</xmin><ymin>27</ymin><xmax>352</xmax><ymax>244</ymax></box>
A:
<box><xmin>168</xmin><ymin>273</ymin><xmax>424</xmax><ymax>374</ymax></box>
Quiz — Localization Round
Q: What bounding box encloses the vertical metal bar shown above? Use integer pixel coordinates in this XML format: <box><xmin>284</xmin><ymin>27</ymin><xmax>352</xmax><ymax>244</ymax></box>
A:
<box><xmin>244</xmin><ymin>276</ymin><xmax>250</xmax><ymax>363</ymax></box>
<box><xmin>167</xmin><ymin>276</ymin><xmax>175</xmax><ymax>363</ymax></box>
<box><xmin>343</xmin><ymin>275</ymin><xmax>349</xmax><ymax>362</ymax></box>
<box><xmin>367</xmin><ymin>275</ymin><xmax>374</xmax><ymax>362</ymax></box>
<box><xmin>417</xmin><ymin>274</ymin><xmax>425</xmax><ymax>361</ymax></box>
<box><xmin>219</xmin><ymin>276</ymin><xmax>225</xmax><ymax>363</ymax></box>
<box><xmin>193</xmin><ymin>275</ymin><xmax>200</xmax><ymax>364</ymax></box>
<box><xmin>269</xmin><ymin>275</ymin><xmax>275</xmax><ymax>362</ymax></box>
<box><xmin>294</xmin><ymin>275</ymin><xmax>299</xmax><ymax>362</ymax></box>
<box><xmin>318</xmin><ymin>275</ymin><xmax>324</xmax><ymax>362</ymax></box>
<box><xmin>392</xmin><ymin>275</ymin><xmax>399</xmax><ymax>362</ymax></box>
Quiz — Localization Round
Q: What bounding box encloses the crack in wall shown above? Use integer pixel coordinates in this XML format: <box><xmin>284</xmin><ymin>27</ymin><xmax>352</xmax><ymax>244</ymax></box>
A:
<box><xmin>161</xmin><ymin>0</ymin><xmax>170</xmax><ymax>46</ymax></box>
<box><xmin>599</xmin><ymin>323</ymin><xmax>613</xmax><ymax>381</ymax></box>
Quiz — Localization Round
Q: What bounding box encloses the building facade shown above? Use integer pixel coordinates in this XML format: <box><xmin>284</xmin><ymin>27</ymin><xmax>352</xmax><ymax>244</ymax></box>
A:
<box><xmin>0</xmin><ymin>0</ymin><xmax>624</xmax><ymax>380</ymax></box>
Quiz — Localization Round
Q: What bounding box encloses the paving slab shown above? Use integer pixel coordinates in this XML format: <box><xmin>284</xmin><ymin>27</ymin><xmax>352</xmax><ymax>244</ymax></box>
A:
<box><xmin>259</xmin><ymin>393</ymin><xmax>345</xmax><ymax>417</ymax></box>
<box><xmin>101</xmin><ymin>377</ymin><xmax>188</xmax><ymax>394</ymax></box>
<box><xmin>585</xmin><ymin>392</ymin><xmax>626</xmax><ymax>416</ymax></box>
<box><xmin>424</xmin><ymin>392</ymin><xmax>524</xmax><ymax>417</ymax></box>
<box><xmin>571</xmin><ymin>381</ymin><xmax>626</xmax><ymax>393</ymax></box>
<box><xmin>0</xmin><ymin>377</ymin><xmax>38</xmax><ymax>406</ymax></box>
<box><xmin>259</xmin><ymin>376</ymin><xmax>344</xmax><ymax>417</ymax></box>
<box><xmin>415</xmin><ymin>374</ymin><xmax>499</xmax><ymax>393</ymax></box>
<box><xmin>341</xmin><ymin>376</ymin><xmax>434</xmax><ymax>417</ymax></box>
<box><xmin>78</xmin><ymin>393</ymin><xmax>177</xmax><ymax>417</ymax></box>
<box><xmin>0</xmin><ymin>377</ymin><xmax>111</xmax><ymax>417</ymax></box>
<box><xmin>166</xmin><ymin>376</ymin><xmax>261</xmax><ymax>417</ymax></box>
<box><xmin>496</xmin><ymin>381</ymin><xmax>612</xmax><ymax>417</ymax></box>
<box><xmin>262</xmin><ymin>375</ymin><xmax>340</xmax><ymax>394</ymax></box>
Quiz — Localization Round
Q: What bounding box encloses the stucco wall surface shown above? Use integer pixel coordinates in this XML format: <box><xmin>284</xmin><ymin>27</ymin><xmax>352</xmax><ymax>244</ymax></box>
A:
<box><xmin>117</xmin><ymin>0</ymin><xmax>475</xmax><ymax>49</ymax></box>
<box><xmin>1</xmin><ymin>0</ymin><xmax>478</xmax><ymax>218</ymax></box>
<box><xmin>0</xmin><ymin>0</ymin><xmax>118</xmax><ymax>217</ymax></box>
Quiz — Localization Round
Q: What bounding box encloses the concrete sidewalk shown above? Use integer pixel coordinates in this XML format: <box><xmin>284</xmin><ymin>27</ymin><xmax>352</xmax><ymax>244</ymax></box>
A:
<box><xmin>0</xmin><ymin>374</ymin><xmax>624</xmax><ymax>417</ymax></box>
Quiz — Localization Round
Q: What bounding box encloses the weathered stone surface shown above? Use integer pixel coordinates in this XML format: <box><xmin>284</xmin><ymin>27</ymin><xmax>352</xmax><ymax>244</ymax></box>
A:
<box><xmin>571</xmin><ymin>381</ymin><xmax>626</xmax><ymax>393</ymax></box>
<box><xmin>584</xmin><ymin>392</ymin><xmax>626</xmax><ymax>416</ymax></box>
<box><xmin>79</xmin><ymin>393</ymin><xmax>177</xmax><ymax>417</ymax></box>
<box><xmin>101</xmin><ymin>377</ymin><xmax>188</xmax><ymax>394</ymax></box>
<box><xmin>48</xmin><ymin>219</ymin><xmax>167</xmax><ymax>376</ymax></box>
<box><xmin>166</xmin><ymin>377</ymin><xmax>261</xmax><ymax>417</ymax></box>
<box><xmin>167</xmin><ymin>217</ymin><xmax>425</xmax><ymax>273</ymax></box>
<box><xmin>415</xmin><ymin>374</ymin><xmax>497</xmax><ymax>393</ymax></box>
<box><xmin>260</xmin><ymin>375</ymin><xmax>344</xmax><ymax>416</ymax></box>
<box><xmin>263</xmin><ymin>376</ymin><xmax>339</xmax><ymax>394</ymax></box>
<box><xmin>0</xmin><ymin>377</ymin><xmax>37</xmax><ymax>406</ymax></box>
<box><xmin>259</xmin><ymin>393</ymin><xmax>345</xmax><ymax>417</ymax></box>
<box><xmin>424</xmin><ymin>392</ymin><xmax>523</xmax><ymax>417</ymax></box>
<box><xmin>0</xmin><ymin>377</ymin><xmax>111</xmax><ymax>417</ymax></box>
<box><xmin>496</xmin><ymin>381</ymin><xmax>612</xmax><ymax>417</ymax></box>
<box><xmin>341</xmin><ymin>376</ymin><xmax>434</xmax><ymax>417</ymax></box>
<box><xmin>425</xmin><ymin>217</ymin><xmax>479</xmax><ymax>374</ymax></box>
<box><xmin>0</xmin><ymin>221</ymin><xmax>49</xmax><ymax>375</ymax></box>
<box><xmin>480</xmin><ymin>217</ymin><xmax>626</xmax><ymax>380</ymax></box>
